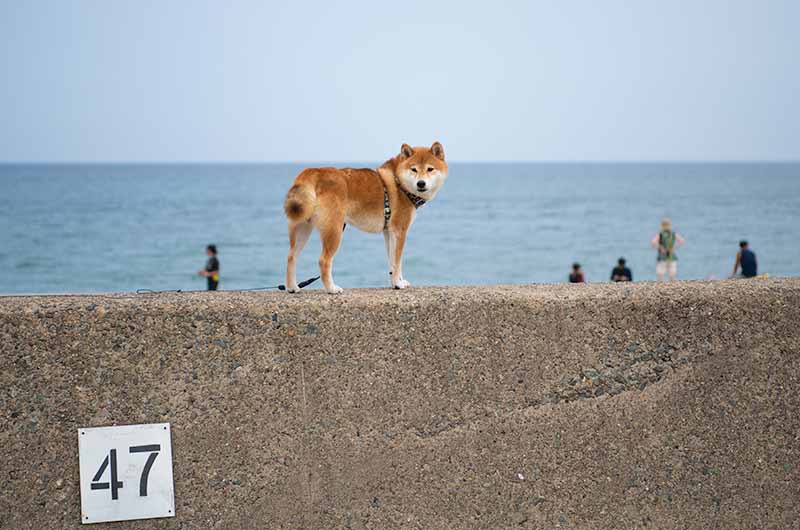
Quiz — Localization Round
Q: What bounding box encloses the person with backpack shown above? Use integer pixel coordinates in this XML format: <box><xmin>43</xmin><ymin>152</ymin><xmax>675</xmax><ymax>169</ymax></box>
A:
<box><xmin>650</xmin><ymin>218</ymin><xmax>685</xmax><ymax>281</ymax></box>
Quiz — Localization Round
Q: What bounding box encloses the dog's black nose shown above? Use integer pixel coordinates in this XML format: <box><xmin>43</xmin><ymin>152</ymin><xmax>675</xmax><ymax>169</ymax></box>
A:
<box><xmin>416</xmin><ymin>180</ymin><xmax>426</xmax><ymax>189</ymax></box>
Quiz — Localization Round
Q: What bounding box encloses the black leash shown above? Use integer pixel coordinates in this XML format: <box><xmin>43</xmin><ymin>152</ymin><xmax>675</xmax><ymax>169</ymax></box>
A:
<box><xmin>135</xmin><ymin>275</ymin><xmax>320</xmax><ymax>295</ymax></box>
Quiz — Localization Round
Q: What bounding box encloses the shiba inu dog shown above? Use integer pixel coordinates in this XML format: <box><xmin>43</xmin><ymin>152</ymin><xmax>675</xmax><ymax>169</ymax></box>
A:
<box><xmin>283</xmin><ymin>142</ymin><xmax>448</xmax><ymax>294</ymax></box>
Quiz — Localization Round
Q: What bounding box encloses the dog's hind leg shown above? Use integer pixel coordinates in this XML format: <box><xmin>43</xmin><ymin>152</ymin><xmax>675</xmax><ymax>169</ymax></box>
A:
<box><xmin>318</xmin><ymin>220</ymin><xmax>345</xmax><ymax>294</ymax></box>
<box><xmin>286</xmin><ymin>221</ymin><xmax>313</xmax><ymax>293</ymax></box>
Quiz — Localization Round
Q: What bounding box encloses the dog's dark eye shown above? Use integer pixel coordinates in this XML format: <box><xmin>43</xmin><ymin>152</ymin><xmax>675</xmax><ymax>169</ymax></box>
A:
<box><xmin>411</xmin><ymin>167</ymin><xmax>417</xmax><ymax>173</ymax></box>
<box><xmin>427</xmin><ymin>167</ymin><xmax>434</xmax><ymax>173</ymax></box>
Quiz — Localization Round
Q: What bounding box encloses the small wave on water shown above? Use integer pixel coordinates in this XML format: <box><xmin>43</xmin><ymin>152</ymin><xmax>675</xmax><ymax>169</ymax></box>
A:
<box><xmin>15</xmin><ymin>258</ymin><xmax>43</xmax><ymax>271</ymax></box>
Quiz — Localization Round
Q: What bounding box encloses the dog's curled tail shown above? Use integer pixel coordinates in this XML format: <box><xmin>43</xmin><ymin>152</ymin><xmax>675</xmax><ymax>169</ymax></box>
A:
<box><xmin>284</xmin><ymin>183</ymin><xmax>315</xmax><ymax>222</ymax></box>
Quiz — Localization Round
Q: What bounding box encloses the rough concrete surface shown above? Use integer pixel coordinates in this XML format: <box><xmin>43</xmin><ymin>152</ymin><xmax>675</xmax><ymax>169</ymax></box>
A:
<box><xmin>1</xmin><ymin>279</ymin><xmax>799</xmax><ymax>529</ymax></box>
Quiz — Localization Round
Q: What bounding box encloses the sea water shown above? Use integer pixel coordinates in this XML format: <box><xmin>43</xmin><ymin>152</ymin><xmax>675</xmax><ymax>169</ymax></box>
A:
<box><xmin>1</xmin><ymin>162</ymin><xmax>798</xmax><ymax>294</ymax></box>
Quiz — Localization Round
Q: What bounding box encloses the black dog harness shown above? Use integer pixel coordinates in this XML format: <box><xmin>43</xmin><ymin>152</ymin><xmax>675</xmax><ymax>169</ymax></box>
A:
<box><xmin>383</xmin><ymin>186</ymin><xmax>391</xmax><ymax>230</ymax></box>
<box><xmin>382</xmin><ymin>177</ymin><xmax>427</xmax><ymax>230</ymax></box>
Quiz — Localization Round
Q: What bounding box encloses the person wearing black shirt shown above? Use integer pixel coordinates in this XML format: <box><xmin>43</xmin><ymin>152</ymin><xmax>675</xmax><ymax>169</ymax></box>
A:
<box><xmin>198</xmin><ymin>244</ymin><xmax>220</xmax><ymax>290</ymax></box>
<box><xmin>611</xmin><ymin>257</ymin><xmax>632</xmax><ymax>282</ymax></box>
<box><xmin>569</xmin><ymin>262</ymin><xmax>585</xmax><ymax>283</ymax></box>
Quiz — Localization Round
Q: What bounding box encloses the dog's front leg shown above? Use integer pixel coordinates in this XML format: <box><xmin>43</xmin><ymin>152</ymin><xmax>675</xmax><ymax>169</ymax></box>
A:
<box><xmin>383</xmin><ymin>230</ymin><xmax>395</xmax><ymax>286</ymax></box>
<box><xmin>390</xmin><ymin>229</ymin><xmax>411</xmax><ymax>289</ymax></box>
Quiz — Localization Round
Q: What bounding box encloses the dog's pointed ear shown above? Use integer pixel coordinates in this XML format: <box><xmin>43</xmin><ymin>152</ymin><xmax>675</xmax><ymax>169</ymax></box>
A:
<box><xmin>400</xmin><ymin>143</ymin><xmax>414</xmax><ymax>159</ymax></box>
<box><xmin>431</xmin><ymin>141</ymin><xmax>445</xmax><ymax>160</ymax></box>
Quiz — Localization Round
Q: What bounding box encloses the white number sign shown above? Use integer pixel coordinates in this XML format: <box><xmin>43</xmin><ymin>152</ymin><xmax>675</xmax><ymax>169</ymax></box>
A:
<box><xmin>78</xmin><ymin>423</ymin><xmax>175</xmax><ymax>524</ymax></box>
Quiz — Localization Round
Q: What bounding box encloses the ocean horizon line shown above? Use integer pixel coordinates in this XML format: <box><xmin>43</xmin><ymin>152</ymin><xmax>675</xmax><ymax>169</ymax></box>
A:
<box><xmin>2</xmin><ymin>159</ymin><xmax>799</xmax><ymax>166</ymax></box>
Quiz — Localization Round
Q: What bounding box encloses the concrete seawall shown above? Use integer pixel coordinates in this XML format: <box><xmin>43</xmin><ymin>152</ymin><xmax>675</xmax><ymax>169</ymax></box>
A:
<box><xmin>2</xmin><ymin>279</ymin><xmax>799</xmax><ymax>529</ymax></box>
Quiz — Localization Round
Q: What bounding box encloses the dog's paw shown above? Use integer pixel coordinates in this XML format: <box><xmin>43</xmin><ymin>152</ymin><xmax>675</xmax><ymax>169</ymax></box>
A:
<box><xmin>393</xmin><ymin>279</ymin><xmax>411</xmax><ymax>290</ymax></box>
<box><xmin>286</xmin><ymin>284</ymin><xmax>300</xmax><ymax>293</ymax></box>
<box><xmin>326</xmin><ymin>285</ymin><xmax>344</xmax><ymax>294</ymax></box>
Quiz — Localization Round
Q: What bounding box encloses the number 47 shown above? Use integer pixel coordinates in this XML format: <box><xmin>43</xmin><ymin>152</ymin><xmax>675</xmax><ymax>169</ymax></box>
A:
<box><xmin>91</xmin><ymin>445</ymin><xmax>160</xmax><ymax>500</ymax></box>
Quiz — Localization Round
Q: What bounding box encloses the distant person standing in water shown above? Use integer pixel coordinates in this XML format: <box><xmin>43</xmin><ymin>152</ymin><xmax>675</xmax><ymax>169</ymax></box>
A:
<box><xmin>198</xmin><ymin>244</ymin><xmax>220</xmax><ymax>290</ymax></box>
<box><xmin>569</xmin><ymin>262</ymin><xmax>585</xmax><ymax>283</ymax></box>
<box><xmin>610</xmin><ymin>257</ymin><xmax>632</xmax><ymax>282</ymax></box>
<box><xmin>651</xmin><ymin>218</ymin><xmax>685</xmax><ymax>281</ymax></box>
<box><xmin>732</xmin><ymin>240</ymin><xmax>758</xmax><ymax>278</ymax></box>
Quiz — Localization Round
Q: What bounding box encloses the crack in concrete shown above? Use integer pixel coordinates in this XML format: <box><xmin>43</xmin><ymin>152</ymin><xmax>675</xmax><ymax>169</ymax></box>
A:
<box><xmin>299</xmin><ymin>359</ymin><xmax>313</xmax><ymax>512</ymax></box>
<box><xmin>412</xmin><ymin>342</ymin><xmax>691</xmax><ymax>443</ymax></box>
<box><xmin>537</xmin><ymin>342</ymin><xmax>688</xmax><ymax>407</ymax></box>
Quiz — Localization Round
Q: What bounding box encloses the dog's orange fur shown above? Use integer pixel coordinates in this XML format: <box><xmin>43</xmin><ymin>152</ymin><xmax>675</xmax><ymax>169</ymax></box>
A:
<box><xmin>284</xmin><ymin>142</ymin><xmax>448</xmax><ymax>293</ymax></box>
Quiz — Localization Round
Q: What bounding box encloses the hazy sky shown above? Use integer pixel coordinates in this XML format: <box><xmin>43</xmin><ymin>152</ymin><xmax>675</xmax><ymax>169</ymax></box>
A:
<box><xmin>1</xmin><ymin>0</ymin><xmax>798</xmax><ymax>162</ymax></box>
